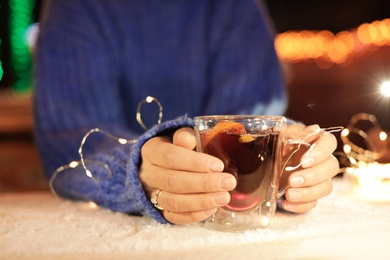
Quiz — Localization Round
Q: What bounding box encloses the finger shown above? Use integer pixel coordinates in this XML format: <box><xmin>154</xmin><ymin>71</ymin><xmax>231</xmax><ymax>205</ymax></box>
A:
<box><xmin>281</xmin><ymin>178</ymin><xmax>333</xmax><ymax>213</ymax></box>
<box><xmin>141</xmin><ymin>165</ymin><xmax>236</xmax><ymax>193</ymax></box>
<box><xmin>300</xmin><ymin>131</ymin><xmax>337</xmax><ymax>168</ymax></box>
<box><xmin>142</xmin><ymin>136</ymin><xmax>224</xmax><ymax>173</ymax></box>
<box><xmin>282</xmin><ymin>124</ymin><xmax>320</xmax><ymax>162</ymax></box>
<box><xmin>288</xmin><ymin>155</ymin><xmax>339</xmax><ymax>187</ymax></box>
<box><xmin>285</xmin><ymin>124</ymin><xmax>320</xmax><ymax>141</ymax></box>
<box><xmin>163</xmin><ymin>208</ymin><xmax>217</xmax><ymax>225</ymax></box>
<box><xmin>280</xmin><ymin>200</ymin><xmax>317</xmax><ymax>214</ymax></box>
<box><xmin>285</xmin><ymin>178</ymin><xmax>333</xmax><ymax>203</ymax></box>
<box><xmin>172</xmin><ymin>127</ymin><xmax>196</xmax><ymax>150</ymax></box>
<box><xmin>154</xmin><ymin>190</ymin><xmax>231</xmax><ymax>212</ymax></box>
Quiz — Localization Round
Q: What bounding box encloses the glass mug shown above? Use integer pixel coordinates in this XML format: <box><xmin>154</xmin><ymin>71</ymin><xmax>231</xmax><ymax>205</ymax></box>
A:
<box><xmin>194</xmin><ymin>115</ymin><xmax>289</xmax><ymax>232</ymax></box>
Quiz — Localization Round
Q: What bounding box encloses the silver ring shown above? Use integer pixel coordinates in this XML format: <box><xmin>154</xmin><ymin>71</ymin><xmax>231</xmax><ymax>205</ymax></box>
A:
<box><xmin>151</xmin><ymin>189</ymin><xmax>164</xmax><ymax>210</ymax></box>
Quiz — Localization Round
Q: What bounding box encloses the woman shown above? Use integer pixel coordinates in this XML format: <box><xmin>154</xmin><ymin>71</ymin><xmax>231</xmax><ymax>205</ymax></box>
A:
<box><xmin>34</xmin><ymin>0</ymin><xmax>338</xmax><ymax>225</ymax></box>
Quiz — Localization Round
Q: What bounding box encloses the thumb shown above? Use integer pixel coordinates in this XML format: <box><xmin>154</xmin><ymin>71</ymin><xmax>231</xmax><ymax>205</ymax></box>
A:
<box><xmin>172</xmin><ymin>127</ymin><xmax>197</xmax><ymax>150</ymax></box>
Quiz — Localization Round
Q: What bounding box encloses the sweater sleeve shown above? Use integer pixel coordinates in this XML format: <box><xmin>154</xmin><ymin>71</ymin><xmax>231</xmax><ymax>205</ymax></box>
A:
<box><xmin>47</xmin><ymin>116</ymin><xmax>194</xmax><ymax>224</ymax></box>
<box><xmin>33</xmin><ymin>0</ymin><xmax>193</xmax><ymax>223</ymax></box>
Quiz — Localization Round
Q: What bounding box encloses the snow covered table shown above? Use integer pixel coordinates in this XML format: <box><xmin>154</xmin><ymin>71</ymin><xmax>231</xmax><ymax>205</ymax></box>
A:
<box><xmin>1</xmin><ymin>178</ymin><xmax>390</xmax><ymax>260</ymax></box>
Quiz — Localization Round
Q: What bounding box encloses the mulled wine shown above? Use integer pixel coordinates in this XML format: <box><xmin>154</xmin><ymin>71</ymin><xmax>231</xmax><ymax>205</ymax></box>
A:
<box><xmin>199</xmin><ymin>122</ymin><xmax>281</xmax><ymax>212</ymax></box>
<box><xmin>194</xmin><ymin>115</ymin><xmax>286</xmax><ymax>231</ymax></box>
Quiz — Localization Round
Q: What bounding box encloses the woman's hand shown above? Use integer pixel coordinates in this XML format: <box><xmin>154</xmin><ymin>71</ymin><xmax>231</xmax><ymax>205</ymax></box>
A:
<box><xmin>279</xmin><ymin>124</ymin><xmax>339</xmax><ymax>213</ymax></box>
<box><xmin>138</xmin><ymin>127</ymin><xmax>237</xmax><ymax>225</ymax></box>
<box><xmin>139</xmin><ymin>123</ymin><xmax>339</xmax><ymax>224</ymax></box>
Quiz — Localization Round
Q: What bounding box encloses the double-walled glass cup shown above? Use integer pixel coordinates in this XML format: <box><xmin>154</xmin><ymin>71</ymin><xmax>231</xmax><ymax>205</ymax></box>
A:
<box><xmin>194</xmin><ymin>115</ymin><xmax>287</xmax><ymax>232</ymax></box>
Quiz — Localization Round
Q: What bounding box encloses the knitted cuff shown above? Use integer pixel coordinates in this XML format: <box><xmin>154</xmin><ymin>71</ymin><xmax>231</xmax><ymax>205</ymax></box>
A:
<box><xmin>126</xmin><ymin>115</ymin><xmax>195</xmax><ymax>223</ymax></box>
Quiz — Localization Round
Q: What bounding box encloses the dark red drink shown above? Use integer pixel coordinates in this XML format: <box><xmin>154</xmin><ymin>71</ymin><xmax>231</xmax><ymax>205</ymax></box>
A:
<box><xmin>199</xmin><ymin>121</ymin><xmax>281</xmax><ymax>212</ymax></box>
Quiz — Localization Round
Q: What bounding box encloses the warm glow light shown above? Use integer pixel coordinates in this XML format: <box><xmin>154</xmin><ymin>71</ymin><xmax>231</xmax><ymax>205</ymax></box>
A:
<box><xmin>118</xmin><ymin>138</ymin><xmax>128</xmax><ymax>144</ymax></box>
<box><xmin>275</xmin><ymin>18</ymin><xmax>390</xmax><ymax>68</ymax></box>
<box><xmin>85</xmin><ymin>169</ymin><xmax>93</xmax><ymax>178</ymax></box>
<box><xmin>343</xmin><ymin>144</ymin><xmax>352</xmax><ymax>154</ymax></box>
<box><xmin>88</xmin><ymin>202</ymin><xmax>99</xmax><ymax>209</ymax></box>
<box><xmin>146</xmin><ymin>96</ymin><xmax>154</xmax><ymax>103</ymax></box>
<box><xmin>345</xmin><ymin>162</ymin><xmax>390</xmax><ymax>201</ymax></box>
<box><xmin>380</xmin><ymin>81</ymin><xmax>390</xmax><ymax>97</ymax></box>
<box><xmin>69</xmin><ymin>161</ymin><xmax>79</xmax><ymax>168</ymax></box>
<box><xmin>341</xmin><ymin>128</ymin><xmax>350</xmax><ymax>137</ymax></box>
<box><xmin>380</xmin><ymin>131</ymin><xmax>388</xmax><ymax>141</ymax></box>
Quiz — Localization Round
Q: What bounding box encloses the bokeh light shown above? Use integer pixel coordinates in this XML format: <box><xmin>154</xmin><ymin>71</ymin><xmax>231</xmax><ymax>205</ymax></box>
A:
<box><xmin>0</xmin><ymin>61</ymin><xmax>3</xmax><ymax>82</ymax></box>
<box><xmin>0</xmin><ymin>31</ymin><xmax>3</xmax><ymax>82</ymax></box>
<box><xmin>275</xmin><ymin>18</ymin><xmax>390</xmax><ymax>69</ymax></box>
<box><xmin>381</xmin><ymin>81</ymin><xmax>390</xmax><ymax>97</ymax></box>
<box><xmin>9</xmin><ymin>0</ymin><xmax>36</xmax><ymax>93</ymax></box>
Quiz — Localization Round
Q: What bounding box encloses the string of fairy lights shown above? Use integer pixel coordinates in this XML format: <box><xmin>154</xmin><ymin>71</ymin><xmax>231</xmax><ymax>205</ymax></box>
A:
<box><xmin>275</xmin><ymin>18</ymin><xmax>390</xmax><ymax>98</ymax></box>
<box><xmin>275</xmin><ymin>18</ymin><xmax>390</xmax><ymax>69</ymax></box>
<box><xmin>0</xmin><ymin>3</ymin><xmax>388</xmax><ymax>95</ymax></box>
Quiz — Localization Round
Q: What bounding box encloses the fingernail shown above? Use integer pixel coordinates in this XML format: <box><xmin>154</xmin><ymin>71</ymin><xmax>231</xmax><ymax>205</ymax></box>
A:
<box><xmin>213</xmin><ymin>193</ymin><xmax>230</xmax><ymax>206</ymax></box>
<box><xmin>288</xmin><ymin>190</ymin><xmax>302</xmax><ymax>201</ymax></box>
<box><xmin>219</xmin><ymin>176</ymin><xmax>236</xmax><ymax>190</ymax></box>
<box><xmin>290</xmin><ymin>175</ymin><xmax>304</xmax><ymax>187</ymax></box>
<box><xmin>302</xmin><ymin>156</ymin><xmax>314</xmax><ymax>168</ymax></box>
<box><xmin>281</xmin><ymin>201</ymin><xmax>295</xmax><ymax>211</ymax></box>
<box><xmin>203</xmin><ymin>208</ymin><xmax>217</xmax><ymax>217</ymax></box>
<box><xmin>209</xmin><ymin>161</ymin><xmax>224</xmax><ymax>172</ymax></box>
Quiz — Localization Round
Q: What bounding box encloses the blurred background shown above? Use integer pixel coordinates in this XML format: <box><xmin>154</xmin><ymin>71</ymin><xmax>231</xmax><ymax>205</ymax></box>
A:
<box><xmin>0</xmin><ymin>0</ymin><xmax>389</xmax><ymax>192</ymax></box>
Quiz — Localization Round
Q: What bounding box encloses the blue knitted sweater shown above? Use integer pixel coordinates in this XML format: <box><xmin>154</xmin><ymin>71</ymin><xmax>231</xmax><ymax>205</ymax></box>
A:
<box><xmin>34</xmin><ymin>0</ymin><xmax>286</xmax><ymax>223</ymax></box>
